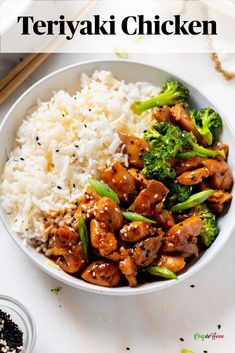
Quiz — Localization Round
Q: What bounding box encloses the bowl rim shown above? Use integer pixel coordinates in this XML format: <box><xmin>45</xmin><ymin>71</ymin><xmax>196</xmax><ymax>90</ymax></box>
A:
<box><xmin>0</xmin><ymin>58</ymin><xmax>235</xmax><ymax>296</ymax></box>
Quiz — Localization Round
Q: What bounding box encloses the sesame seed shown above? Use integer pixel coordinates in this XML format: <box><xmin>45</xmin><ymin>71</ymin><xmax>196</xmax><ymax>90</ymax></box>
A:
<box><xmin>0</xmin><ymin>310</ymin><xmax>23</xmax><ymax>353</ymax></box>
<box><xmin>57</xmin><ymin>186</ymin><xmax>62</xmax><ymax>190</ymax></box>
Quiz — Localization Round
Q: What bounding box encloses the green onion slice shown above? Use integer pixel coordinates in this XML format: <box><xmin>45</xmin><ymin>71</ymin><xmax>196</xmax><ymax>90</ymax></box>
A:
<box><xmin>88</xmin><ymin>178</ymin><xmax>120</xmax><ymax>205</ymax></box>
<box><xmin>114</xmin><ymin>48</ymin><xmax>129</xmax><ymax>59</ymax></box>
<box><xmin>78</xmin><ymin>215</ymin><xmax>89</xmax><ymax>258</ymax></box>
<box><xmin>145</xmin><ymin>266</ymin><xmax>178</xmax><ymax>279</ymax></box>
<box><xmin>122</xmin><ymin>211</ymin><xmax>156</xmax><ymax>224</ymax></box>
<box><xmin>180</xmin><ymin>350</ymin><xmax>196</xmax><ymax>353</ymax></box>
<box><xmin>171</xmin><ymin>189</ymin><xmax>215</xmax><ymax>213</ymax></box>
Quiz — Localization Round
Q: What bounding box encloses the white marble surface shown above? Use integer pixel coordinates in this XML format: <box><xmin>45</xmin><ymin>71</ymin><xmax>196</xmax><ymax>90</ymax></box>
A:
<box><xmin>1</xmin><ymin>53</ymin><xmax>235</xmax><ymax>353</ymax></box>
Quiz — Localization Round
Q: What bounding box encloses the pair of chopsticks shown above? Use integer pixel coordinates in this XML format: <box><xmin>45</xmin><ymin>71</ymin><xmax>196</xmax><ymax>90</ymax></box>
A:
<box><xmin>0</xmin><ymin>53</ymin><xmax>50</xmax><ymax>104</ymax></box>
<box><xmin>0</xmin><ymin>0</ymin><xmax>98</xmax><ymax>105</ymax></box>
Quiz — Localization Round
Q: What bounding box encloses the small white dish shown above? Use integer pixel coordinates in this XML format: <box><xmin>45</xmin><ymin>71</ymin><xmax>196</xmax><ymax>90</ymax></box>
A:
<box><xmin>0</xmin><ymin>60</ymin><xmax>234</xmax><ymax>295</ymax></box>
<box><xmin>0</xmin><ymin>295</ymin><xmax>36</xmax><ymax>352</ymax></box>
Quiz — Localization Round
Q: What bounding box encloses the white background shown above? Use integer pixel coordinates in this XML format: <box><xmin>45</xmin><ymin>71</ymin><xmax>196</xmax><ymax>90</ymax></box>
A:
<box><xmin>0</xmin><ymin>52</ymin><xmax>235</xmax><ymax>353</ymax></box>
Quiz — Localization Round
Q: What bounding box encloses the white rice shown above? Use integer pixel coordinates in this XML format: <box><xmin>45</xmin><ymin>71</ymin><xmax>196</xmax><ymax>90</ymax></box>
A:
<box><xmin>0</xmin><ymin>70</ymin><xmax>159</xmax><ymax>242</ymax></box>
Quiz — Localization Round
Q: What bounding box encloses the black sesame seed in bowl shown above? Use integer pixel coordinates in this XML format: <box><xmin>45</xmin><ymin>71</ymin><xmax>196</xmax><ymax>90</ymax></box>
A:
<box><xmin>0</xmin><ymin>295</ymin><xmax>36</xmax><ymax>353</ymax></box>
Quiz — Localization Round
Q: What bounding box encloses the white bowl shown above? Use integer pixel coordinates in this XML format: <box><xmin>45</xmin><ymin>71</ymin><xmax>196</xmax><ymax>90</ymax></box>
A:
<box><xmin>0</xmin><ymin>60</ymin><xmax>234</xmax><ymax>295</ymax></box>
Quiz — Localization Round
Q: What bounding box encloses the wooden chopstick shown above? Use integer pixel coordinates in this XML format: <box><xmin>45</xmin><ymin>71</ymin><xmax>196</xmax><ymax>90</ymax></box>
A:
<box><xmin>0</xmin><ymin>53</ymin><xmax>50</xmax><ymax>104</ymax></box>
<box><xmin>0</xmin><ymin>0</ymin><xmax>99</xmax><ymax>105</ymax></box>
<box><xmin>0</xmin><ymin>53</ymin><xmax>39</xmax><ymax>91</ymax></box>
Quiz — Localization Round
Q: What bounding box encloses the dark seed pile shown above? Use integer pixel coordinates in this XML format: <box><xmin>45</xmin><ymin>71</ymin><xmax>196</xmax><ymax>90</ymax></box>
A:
<box><xmin>0</xmin><ymin>310</ymin><xmax>23</xmax><ymax>353</ymax></box>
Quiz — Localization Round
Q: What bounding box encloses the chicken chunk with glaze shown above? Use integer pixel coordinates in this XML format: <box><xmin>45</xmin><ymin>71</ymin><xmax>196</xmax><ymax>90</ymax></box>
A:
<box><xmin>102</xmin><ymin>161</ymin><xmax>137</xmax><ymax>204</ymax></box>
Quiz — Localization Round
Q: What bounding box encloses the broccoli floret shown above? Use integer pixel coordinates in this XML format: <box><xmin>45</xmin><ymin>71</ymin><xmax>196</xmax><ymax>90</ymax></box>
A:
<box><xmin>190</xmin><ymin>108</ymin><xmax>223</xmax><ymax>146</ymax></box>
<box><xmin>178</xmin><ymin>131</ymin><xmax>225</xmax><ymax>159</ymax></box>
<box><xmin>143</xmin><ymin>152</ymin><xmax>176</xmax><ymax>180</ymax></box>
<box><xmin>142</xmin><ymin>122</ymin><xmax>184</xmax><ymax>180</ymax></box>
<box><xmin>142</xmin><ymin>121</ymin><xmax>225</xmax><ymax>182</ymax></box>
<box><xmin>143</xmin><ymin>126</ymin><xmax>161</xmax><ymax>144</ymax></box>
<box><xmin>192</xmin><ymin>204</ymin><xmax>219</xmax><ymax>248</ymax></box>
<box><xmin>131</xmin><ymin>80</ymin><xmax>189</xmax><ymax>115</ymax></box>
<box><xmin>160</xmin><ymin>80</ymin><xmax>189</xmax><ymax>107</ymax></box>
<box><xmin>165</xmin><ymin>181</ymin><xmax>193</xmax><ymax>209</ymax></box>
<box><xmin>145</xmin><ymin>122</ymin><xmax>184</xmax><ymax>154</ymax></box>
